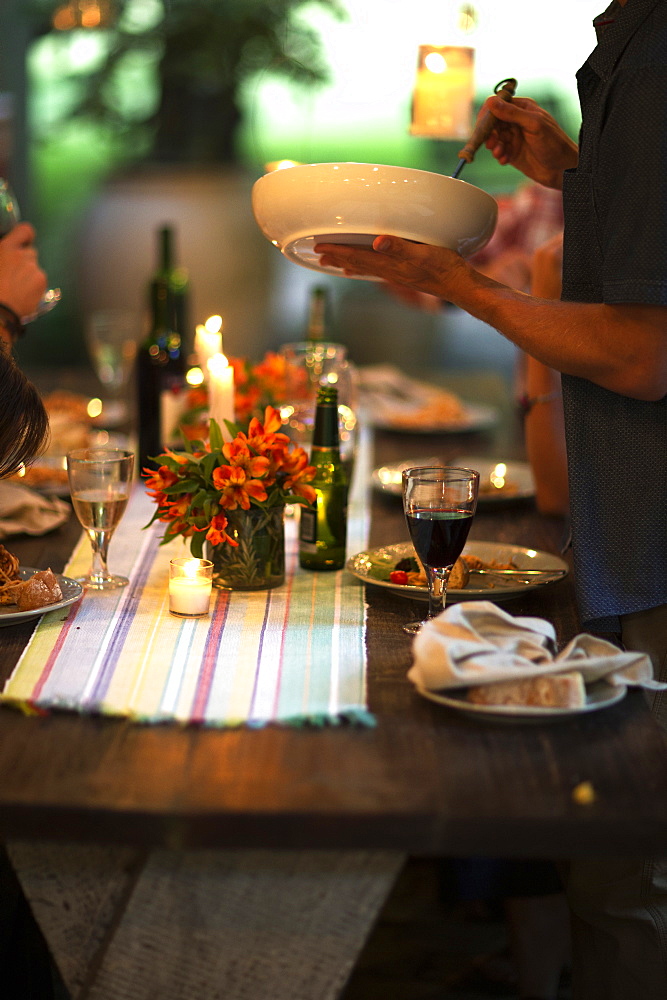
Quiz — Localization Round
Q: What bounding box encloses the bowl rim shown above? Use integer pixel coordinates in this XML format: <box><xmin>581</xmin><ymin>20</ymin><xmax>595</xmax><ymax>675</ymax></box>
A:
<box><xmin>254</xmin><ymin>161</ymin><xmax>494</xmax><ymax>195</ymax></box>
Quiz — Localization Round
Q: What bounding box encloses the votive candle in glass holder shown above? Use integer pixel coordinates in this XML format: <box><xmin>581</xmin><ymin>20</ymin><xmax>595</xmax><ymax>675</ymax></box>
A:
<box><xmin>169</xmin><ymin>557</ymin><xmax>214</xmax><ymax>617</ymax></box>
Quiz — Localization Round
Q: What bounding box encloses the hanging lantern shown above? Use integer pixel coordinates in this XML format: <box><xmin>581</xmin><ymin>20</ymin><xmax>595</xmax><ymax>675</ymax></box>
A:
<box><xmin>52</xmin><ymin>0</ymin><xmax>115</xmax><ymax>31</ymax></box>
<box><xmin>409</xmin><ymin>44</ymin><xmax>475</xmax><ymax>141</ymax></box>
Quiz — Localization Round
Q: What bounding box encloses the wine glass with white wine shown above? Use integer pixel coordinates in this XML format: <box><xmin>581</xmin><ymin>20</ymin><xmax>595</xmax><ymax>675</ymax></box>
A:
<box><xmin>66</xmin><ymin>448</ymin><xmax>134</xmax><ymax>590</ymax></box>
<box><xmin>0</xmin><ymin>177</ymin><xmax>61</xmax><ymax>322</ymax></box>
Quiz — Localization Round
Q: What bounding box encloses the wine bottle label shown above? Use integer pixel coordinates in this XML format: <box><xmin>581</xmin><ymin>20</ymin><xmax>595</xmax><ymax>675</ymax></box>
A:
<box><xmin>299</xmin><ymin>506</ymin><xmax>318</xmax><ymax>548</ymax></box>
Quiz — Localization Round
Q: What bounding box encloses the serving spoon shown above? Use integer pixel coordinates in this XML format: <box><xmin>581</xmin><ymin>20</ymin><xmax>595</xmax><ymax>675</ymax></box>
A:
<box><xmin>451</xmin><ymin>77</ymin><xmax>517</xmax><ymax>179</ymax></box>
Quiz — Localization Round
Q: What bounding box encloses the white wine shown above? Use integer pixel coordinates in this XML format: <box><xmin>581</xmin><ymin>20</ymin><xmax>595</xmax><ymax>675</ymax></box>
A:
<box><xmin>67</xmin><ymin>448</ymin><xmax>134</xmax><ymax>591</ymax></box>
<box><xmin>71</xmin><ymin>490</ymin><xmax>130</xmax><ymax>533</ymax></box>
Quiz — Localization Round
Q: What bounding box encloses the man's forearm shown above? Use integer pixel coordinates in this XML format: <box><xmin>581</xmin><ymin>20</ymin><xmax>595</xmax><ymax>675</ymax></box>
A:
<box><xmin>450</xmin><ymin>267</ymin><xmax>667</xmax><ymax>401</ymax></box>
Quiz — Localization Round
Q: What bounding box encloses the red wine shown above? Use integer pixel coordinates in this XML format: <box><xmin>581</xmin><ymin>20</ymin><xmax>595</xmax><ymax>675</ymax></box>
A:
<box><xmin>406</xmin><ymin>509</ymin><xmax>473</xmax><ymax>568</ymax></box>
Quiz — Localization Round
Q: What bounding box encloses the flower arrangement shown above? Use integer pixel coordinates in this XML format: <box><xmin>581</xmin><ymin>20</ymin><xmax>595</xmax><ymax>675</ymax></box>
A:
<box><xmin>176</xmin><ymin>351</ymin><xmax>306</xmax><ymax>443</ymax></box>
<box><xmin>231</xmin><ymin>351</ymin><xmax>305</xmax><ymax>424</ymax></box>
<box><xmin>144</xmin><ymin>406</ymin><xmax>316</xmax><ymax>562</ymax></box>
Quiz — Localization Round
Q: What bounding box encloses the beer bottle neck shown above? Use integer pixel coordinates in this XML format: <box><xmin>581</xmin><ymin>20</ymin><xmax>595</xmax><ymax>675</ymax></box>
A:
<box><xmin>312</xmin><ymin>400</ymin><xmax>339</xmax><ymax>450</ymax></box>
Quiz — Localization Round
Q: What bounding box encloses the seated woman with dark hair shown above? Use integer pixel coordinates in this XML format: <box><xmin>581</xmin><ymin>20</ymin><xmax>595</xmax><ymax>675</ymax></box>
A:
<box><xmin>0</xmin><ymin>217</ymin><xmax>50</xmax><ymax>476</ymax></box>
<box><xmin>0</xmin><ymin>345</ymin><xmax>49</xmax><ymax>478</ymax></box>
<box><xmin>0</xmin><ymin>214</ymin><xmax>57</xmax><ymax>998</ymax></box>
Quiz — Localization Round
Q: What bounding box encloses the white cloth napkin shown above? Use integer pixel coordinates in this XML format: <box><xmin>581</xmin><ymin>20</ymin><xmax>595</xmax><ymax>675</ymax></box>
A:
<box><xmin>408</xmin><ymin>600</ymin><xmax>665</xmax><ymax>693</ymax></box>
<box><xmin>0</xmin><ymin>481</ymin><xmax>70</xmax><ymax>539</ymax></box>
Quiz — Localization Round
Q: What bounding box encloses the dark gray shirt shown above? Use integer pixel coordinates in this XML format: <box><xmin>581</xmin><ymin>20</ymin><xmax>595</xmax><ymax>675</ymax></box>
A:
<box><xmin>561</xmin><ymin>0</ymin><xmax>667</xmax><ymax>632</ymax></box>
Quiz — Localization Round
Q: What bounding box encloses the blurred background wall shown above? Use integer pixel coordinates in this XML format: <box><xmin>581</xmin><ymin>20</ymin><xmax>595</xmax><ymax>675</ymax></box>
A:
<box><xmin>1</xmin><ymin>0</ymin><xmax>601</xmax><ymax>386</ymax></box>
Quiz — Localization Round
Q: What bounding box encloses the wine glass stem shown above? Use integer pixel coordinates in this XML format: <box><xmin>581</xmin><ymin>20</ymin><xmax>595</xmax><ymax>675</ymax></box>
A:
<box><xmin>88</xmin><ymin>530</ymin><xmax>113</xmax><ymax>583</ymax></box>
<box><xmin>426</xmin><ymin>566</ymin><xmax>451</xmax><ymax>620</ymax></box>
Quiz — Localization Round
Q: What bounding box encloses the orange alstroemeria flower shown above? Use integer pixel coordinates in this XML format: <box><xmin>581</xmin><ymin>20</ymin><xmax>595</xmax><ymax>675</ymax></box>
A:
<box><xmin>280</xmin><ymin>447</ymin><xmax>317</xmax><ymax>503</ymax></box>
<box><xmin>205</xmin><ymin>513</ymin><xmax>238</xmax><ymax>547</ymax></box>
<box><xmin>211</xmin><ymin>464</ymin><xmax>268</xmax><ymax>510</ymax></box>
<box><xmin>165</xmin><ymin>495</ymin><xmax>192</xmax><ymax>519</ymax></box>
<box><xmin>161</xmin><ymin>449</ymin><xmax>194</xmax><ymax>465</ymax></box>
<box><xmin>143</xmin><ymin>465</ymin><xmax>179</xmax><ymax>493</ymax></box>
<box><xmin>242</xmin><ymin>406</ymin><xmax>291</xmax><ymax>455</ymax></box>
<box><xmin>229</xmin><ymin>356</ymin><xmax>251</xmax><ymax>389</ymax></box>
<box><xmin>167</xmin><ymin>518</ymin><xmax>196</xmax><ymax>538</ymax></box>
<box><xmin>222</xmin><ymin>438</ymin><xmax>271</xmax><ymax>479</ymax></box>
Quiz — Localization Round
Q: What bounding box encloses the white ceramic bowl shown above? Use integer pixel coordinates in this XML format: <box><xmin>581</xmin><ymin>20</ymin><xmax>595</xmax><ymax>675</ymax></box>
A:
<box><xmin>251</xmin><ymin>161</ymin><xmax>497</xmax><ymax>278</ymax></box>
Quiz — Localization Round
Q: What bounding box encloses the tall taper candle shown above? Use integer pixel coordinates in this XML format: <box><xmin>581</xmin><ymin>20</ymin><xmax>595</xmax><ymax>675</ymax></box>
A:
<box><xmin>207</xmin><ymin>351</ymin><xmax>235</xmax><ymax>438</ymax></box>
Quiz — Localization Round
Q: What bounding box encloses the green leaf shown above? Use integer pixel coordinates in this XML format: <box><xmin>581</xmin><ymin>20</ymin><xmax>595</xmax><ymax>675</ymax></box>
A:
<box><xmin>200</xmin><ymin>452</ymin><xmax>220</xmax><ymax>481</ymax></box>
<box><xmin>224</xmin><ymin>417</ymin><xmax>242</xmax><ymax>438</ymax></box>
<box><xmin>209</xmin><ymin>419</ymin><xmax>223</xmax><ymax>452</ymax></box>
<box><xmin>190</xmin><ymin>533</ymin><xmax>205</xmax><ymax>559</ymax></box>
<box><xmin>162</xmin><ymin>478</ymin><xmax>201</xmax><ymax>493</ymax></box>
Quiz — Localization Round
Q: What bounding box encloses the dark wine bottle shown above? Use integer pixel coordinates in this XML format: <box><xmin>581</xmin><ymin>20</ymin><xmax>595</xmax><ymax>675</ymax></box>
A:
<box><xmin>299</xmin><ymin>385</ymin><xmax>348</xmax><ymax>571</ymax></box>
<box><xmin>155</xmin><ymin>225</ymin><xmax>190</xmax><ymax>347</ymax></box>
<box><xmin>305</xmin><ymin>285</ymin><xmax>330</xmax><ymax>343</ymax></box>
<box><xmin>136</xmin><ymin>227</ymin><xmax>186</xmax><ymax>471</ymax></box>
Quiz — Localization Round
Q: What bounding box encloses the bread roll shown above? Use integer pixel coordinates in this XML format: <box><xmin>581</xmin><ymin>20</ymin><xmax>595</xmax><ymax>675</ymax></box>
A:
<box><xmin>16</xmin><ymin>569</ymin><xmax>63</xmax><ymax>612</ymax></box>
<box><xmin>467</xmin><ymin>671</ymin><xmax>586</xmax><ymax>709</ymax></box>
<box><xmin>449</xmin><ymin>557</ymin><xmax>470</xmax><ymax>590</ymax></box>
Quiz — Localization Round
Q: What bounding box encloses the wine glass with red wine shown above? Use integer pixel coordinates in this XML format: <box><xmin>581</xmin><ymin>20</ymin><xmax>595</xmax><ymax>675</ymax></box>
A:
<box><xmin>401</xmin><ymin>466</ymin><xmax>479</xmax><ymax>635</ymax></box>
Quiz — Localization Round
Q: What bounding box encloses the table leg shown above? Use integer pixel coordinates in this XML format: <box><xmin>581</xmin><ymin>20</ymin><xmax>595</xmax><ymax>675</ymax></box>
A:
<box><xmin>7</xmin><ymin>842</ymin><xmax>405</xmax><ymax>1000</ymax></box>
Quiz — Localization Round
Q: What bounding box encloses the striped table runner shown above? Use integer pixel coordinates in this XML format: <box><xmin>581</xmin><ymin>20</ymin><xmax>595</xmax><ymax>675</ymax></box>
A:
<box><xmin>2</xmin><ymin>429</ymin><xmax>373</xmax><ymax>727</ymax></box>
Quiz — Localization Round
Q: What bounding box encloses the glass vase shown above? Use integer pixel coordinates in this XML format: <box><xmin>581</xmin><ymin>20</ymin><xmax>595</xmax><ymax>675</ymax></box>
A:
<box><xmin>207</xmin><ymin>506</ymin><xmax>285</xmax><ymax>591</ymax></box>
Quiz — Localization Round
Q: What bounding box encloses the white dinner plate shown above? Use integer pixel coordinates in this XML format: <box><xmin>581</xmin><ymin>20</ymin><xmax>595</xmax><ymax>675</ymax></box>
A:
<box><xmin>414</xmin><ymin>680</ymin><xmax>626</xmax><ymax>721</ymax></box>
<box><xmin>371</xmin><ymin>456</ymin><xmax>535</xmax><ymax>505</ymax></box>
<box><xmin>368</xmin><ymin>402</ymin><xmax>499</xmax><ymax>435</ymax></box>
<box><xmin>345</xmin><ymin>540</ymin><xmax>569</xmax><ymax>603</ymax></box>
<box><xmin>0</xmin><ymin>568</ymin><xmax>83</xmax><ymax>627</ymax></box>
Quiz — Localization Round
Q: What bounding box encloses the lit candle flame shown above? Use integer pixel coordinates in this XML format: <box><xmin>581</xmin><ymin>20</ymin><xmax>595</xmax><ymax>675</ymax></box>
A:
<box><xmin>207</xmin><ymin>352</ymin><xmax>229</xmax><ymax>375</ymax></box>
<box><xmin>204</xmin><ymin>315</ymin><xmax>223</xmax><ymax>335</ymax></box>
<box><xmin>184</xmin><ymin>558</ymin><xmax>203</xmax><ymax>580</ymax></box>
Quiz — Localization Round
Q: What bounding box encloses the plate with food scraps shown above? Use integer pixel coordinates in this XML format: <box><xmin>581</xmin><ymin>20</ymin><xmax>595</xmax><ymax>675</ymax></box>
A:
<box><xmin>357</xmin><ymin>365</ymin><xmax>498</xmax><ymax>434</ymax></box>
<box><xmin>372</xmin><ymin>456</ymin><xmax>535</xmax><ymax>505</ymax></box>
<box><xmin>11</xmin><ymin>432</ymin><xmax>130</xmax><ymax>497</ymax></box>
<box><xmin>10</xmin><ymin>456</ymin><xmax>69</xmax><ymax>496</ymax></box>
<box><xmin>414</xmin><ymin>679</ymin><xmax>626</xmax><ymax>720</ymax></box>
<box><xmin>345</xmin><ymin>541</ymin><xmax>568</xmax><ymax>603</ymax></box>
<box><xmin>0</xmin><ymin>568</ymin><xmax>83</xmax><ymax>626</ymax></box>
<box><xmin>368</xmin><ymin>402</ymin><xmax>499</xmax><ymax>435</ymax></box>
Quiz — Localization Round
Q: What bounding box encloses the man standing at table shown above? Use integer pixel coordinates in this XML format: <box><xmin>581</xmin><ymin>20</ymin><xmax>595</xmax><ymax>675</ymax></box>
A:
<box><xmin>315</xmin><ymin>2</ymin><xmax>667</xmax><ymax>998</ymax></box>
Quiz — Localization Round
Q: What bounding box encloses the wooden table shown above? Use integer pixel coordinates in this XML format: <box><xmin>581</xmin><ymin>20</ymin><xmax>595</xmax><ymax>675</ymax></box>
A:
<box><xmin>1</xmin><ymin>373</ymin><xmax>666</xmax><ymax>999</ymax></box>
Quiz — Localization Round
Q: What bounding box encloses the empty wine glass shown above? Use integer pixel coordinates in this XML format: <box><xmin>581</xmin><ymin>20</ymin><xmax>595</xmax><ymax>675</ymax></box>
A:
<box><xmin>67</xmin><ymin>448</ymin><xmax>134</xmax><ymax>590</ymax></box>
<box><xmin>402</xmin><ymin>466</ymin><xmax>479</xmax><ymax>635</ymax></box>
<box><xmin>0</xmin><ymin>177</ymin><xmax>61</xmax><ymax>322</ymax></box>
<box><xmin>85</xmin><ymin>309</ymin><xmax>139</xmax><ymax>424</ymax></box>
<box><xmin>279</xmin><ymin>340</ymin><xmax>358</xmax><ymax>477</ymax></box>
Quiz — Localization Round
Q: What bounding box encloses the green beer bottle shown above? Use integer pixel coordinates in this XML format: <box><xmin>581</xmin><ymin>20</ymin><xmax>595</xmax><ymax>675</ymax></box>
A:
<box><xmin>299</xmin><ymin>385</ymin><xmax>348</xmax><ymax>571</ymax></box>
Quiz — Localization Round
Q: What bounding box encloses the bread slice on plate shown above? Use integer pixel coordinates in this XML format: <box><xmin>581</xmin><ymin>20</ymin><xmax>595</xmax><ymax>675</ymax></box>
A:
<box><xmin>467</xmin><ymin>671</ymin><xmax>586</xmax><ymax>709</ymax></box>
